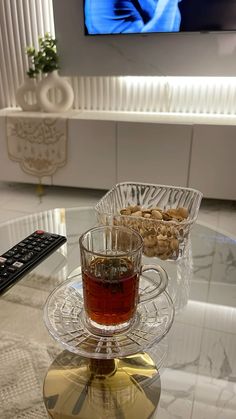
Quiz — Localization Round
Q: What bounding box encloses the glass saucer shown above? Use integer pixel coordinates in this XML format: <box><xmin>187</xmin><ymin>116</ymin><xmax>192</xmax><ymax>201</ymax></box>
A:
<box><xmin>43</xmin><ymin>272</ymin><xmax>174</xmax><ymax>359</ymax></box>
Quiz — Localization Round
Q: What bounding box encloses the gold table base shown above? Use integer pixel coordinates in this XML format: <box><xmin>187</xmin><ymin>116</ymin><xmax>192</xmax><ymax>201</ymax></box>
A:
<box><xmin>43</xmin><ymin>350</ymin><xmax>161</xmax><ymax>419</ymax></box>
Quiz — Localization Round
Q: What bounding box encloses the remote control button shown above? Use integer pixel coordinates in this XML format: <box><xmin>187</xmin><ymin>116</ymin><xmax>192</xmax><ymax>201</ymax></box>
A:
<box><xmin>35</xmin><ymin>234</ymin><xmax>46</xmax><ymax>240</ymax></box>
<box><xmin>0</xmin><ymin>264</ymin><xmax>6</xmax><ymax>270</ymax></box>
<box><xmin>13</xmin><ymin>253</ymin><xmax>22</xmax><ymax>259</ymax></box>
<box><xmin>3</xmin><ymin>250</ymin><xmax>16</xmax><ymax>258</ymax></box>
<box><xmin>5</xmin><ymin>259</ymin><xmax>14</xmax><ymax>266</ymax></box>
<box><xmin>18</xmin><ymin>242</ymin><xmax>27</xmax><ymax>248</ymax></box>
<box><xmin>1</xmin><ymin>271</ymin><xmax>9</xmax><ymax>278</ymax></box>
<box><xmin>0</xmin><ymin>257</ymin><xmax>7</xmax><ymax>264</ymax></box>
<box><xmin>51</xmin><ymin>234</ymin><xmax>59</xmax><ymax>238</ymax></box>
<box><xmin>36</xmin><ymin>230</ymin><xmax>45</xmax><ymax>235</ymax></box>
<box><xmin>34</xmin><ymin>246</ymin><xmax>42</xmax><ymax>252</ymax></box>
<box><xmin>7</xmin><ymin>266</ymin><xmax>17</xmax><ymax>273</ymax></box>
<box><xmin>20</xmin><ymin>252</ymin><xmax>35</xmax><ymax>263</ymax></box>
<box><xmin>21</xmin><ymin>248</ymin><xmax>29</xmax><ymax>254</ymax></box>
<box><xmin>13</xmin><ymin>261</ymin><xmax>24</xmax><ymax>268</ymax></box>
<box><xmin>27</xmin><ymin>245</ymin><xmax>34</xmax><ymax>250</ymax></box>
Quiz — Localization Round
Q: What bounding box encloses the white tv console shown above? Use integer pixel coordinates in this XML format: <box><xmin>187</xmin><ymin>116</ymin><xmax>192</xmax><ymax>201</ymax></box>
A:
<box><xmin>0</xmin><ymin>109</ymin><xmax>235</xmax><ymax>200</ymax></box>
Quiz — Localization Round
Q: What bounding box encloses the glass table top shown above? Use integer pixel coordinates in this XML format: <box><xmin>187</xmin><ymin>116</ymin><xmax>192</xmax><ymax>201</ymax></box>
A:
<box><xmin>0</xmin><ymin>206</ymin><xmax>235</xmax><ymax>419</ymax></box>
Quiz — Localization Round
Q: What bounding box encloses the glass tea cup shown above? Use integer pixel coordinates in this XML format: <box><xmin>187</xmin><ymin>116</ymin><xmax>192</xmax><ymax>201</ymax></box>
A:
<box><xmin>79</xmin><ymin>225</ymin><xmax>168</xmax><ymax>335</ymax></box>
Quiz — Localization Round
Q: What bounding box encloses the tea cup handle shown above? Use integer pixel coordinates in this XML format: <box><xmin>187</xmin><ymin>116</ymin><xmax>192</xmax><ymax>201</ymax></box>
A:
<box><xmin>139</xmin><ymin>264</ymin><xmax>168</xmax><ymax>303</ymax></box>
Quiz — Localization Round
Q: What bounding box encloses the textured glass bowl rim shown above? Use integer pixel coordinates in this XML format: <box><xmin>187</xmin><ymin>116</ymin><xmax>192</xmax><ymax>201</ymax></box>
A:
<box><xmin>95</xmin><ymin>182</ymin><xmax>203</xmax><ymax>227</ymax></box>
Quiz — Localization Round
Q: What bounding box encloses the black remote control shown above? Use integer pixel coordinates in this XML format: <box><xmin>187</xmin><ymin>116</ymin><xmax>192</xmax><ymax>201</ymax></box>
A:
<box><xmin>0</xmin><ymin>230</ymin><xmax>67</xmax><ymax>296</ymax></box>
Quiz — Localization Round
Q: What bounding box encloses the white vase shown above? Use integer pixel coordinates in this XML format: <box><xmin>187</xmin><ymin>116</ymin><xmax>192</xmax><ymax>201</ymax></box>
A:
<box><xmin>16</xmin><ymin>77</ymin><xmax>40</xmax><ymax>111</ymax></box>
<box><xmin>37</xmin><ymin>70</ymin><xmax>74</xmax><ymax>113</ymax></box>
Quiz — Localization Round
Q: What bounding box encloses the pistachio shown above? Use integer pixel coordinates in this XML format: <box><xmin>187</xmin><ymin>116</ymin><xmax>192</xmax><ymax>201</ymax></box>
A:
<box><xmin>130</xmin><ymin>205</ymin><xmax>141</xmax><ymax>213</ymax></box>
<box><xmin>120</xmin><ymin>208</ymin><xmax>132</xmax><ymax>215</ymax></box>
<box><xmin>170</xmin><ymin>238</ymin><xmax>179</xmax><ymax>250</ymax></box>
<box><xmin>132</xmin><ymin>211</ymin><xmax>142</xmax><ymax>217</ymax></box>
<box><xmin>143</xmin><ymin>247</ymin><xmax>156</xmax><ymax>257</ymax></box>
<box><xmin>142</xmin><ymin>209</ymin><xmax>152</xmax><ymax>215</ymax></box>
<box><xmin>143</xmin><ymin>235</ymin><xmax>157</xmax><ymax>248</ymax></box>
<box><xmin>151</xmin><ymin>210</ymin><xmax>163</xmax><ymax>220</ymax></box>
<box><xmin>178</xmin><ymin>207</ymin><xmax>189</xmax><ymax>219</ymax></box>
<box><xmin>166</xmin><ymin>208</ymin><xmax>179</xmax><ymax>217</ymax></box>
<box><xmin>162</xmin><ymin>213</ymin><xmax>172</xmax><ymax>221</ymax></box>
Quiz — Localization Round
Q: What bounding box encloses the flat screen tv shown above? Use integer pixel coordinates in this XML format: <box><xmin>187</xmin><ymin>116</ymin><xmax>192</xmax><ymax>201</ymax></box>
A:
<box><xmin>84</xmin><ymin>0</ymin><xmax>236</xmax><ymax>35</ymax></box>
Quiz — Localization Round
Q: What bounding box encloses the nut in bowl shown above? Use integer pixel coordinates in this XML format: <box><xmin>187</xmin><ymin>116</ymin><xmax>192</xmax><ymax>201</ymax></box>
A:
<box><xmin>95</xmin><ymin>182</ymin><xmax>203</xmax><ymax>261</ymax></box>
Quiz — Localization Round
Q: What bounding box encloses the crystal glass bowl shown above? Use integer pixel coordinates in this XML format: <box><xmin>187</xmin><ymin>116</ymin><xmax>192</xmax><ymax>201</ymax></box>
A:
<box><xmin>95</xmin><ymin>182</ymin><xmax>203</xmax><ymax>261</ymax></box>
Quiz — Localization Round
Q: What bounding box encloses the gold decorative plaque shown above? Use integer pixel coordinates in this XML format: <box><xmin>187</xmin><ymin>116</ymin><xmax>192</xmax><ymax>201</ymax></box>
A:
<box><xmin>6</xmin><ymin>116</ymin><xmax>67</xmax><ymax>179</ymax></box>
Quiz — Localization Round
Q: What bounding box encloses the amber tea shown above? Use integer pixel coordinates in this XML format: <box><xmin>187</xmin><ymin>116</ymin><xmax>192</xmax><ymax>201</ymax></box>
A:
<box><xmin>82</xmin><ymin>257</ymin><xmax>139</xmax><ymax>326</ymax></box>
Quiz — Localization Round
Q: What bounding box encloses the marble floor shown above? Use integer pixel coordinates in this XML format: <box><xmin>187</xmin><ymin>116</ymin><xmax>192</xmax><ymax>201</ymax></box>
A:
<box><xmin>0</xmin><ymin>181</ymin><xmax>235</xmax><ymax>237</ymax></box>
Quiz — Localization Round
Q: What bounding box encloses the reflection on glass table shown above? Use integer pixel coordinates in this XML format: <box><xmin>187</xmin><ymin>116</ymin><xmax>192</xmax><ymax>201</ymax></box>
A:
<box><xmin>0</xmin><ymin>207</ymin><xmax>235</xmax><ymax>419</ymax></box>
<box><xmin>143</xmin><ymin>239</ymin><xmax>193</xmax><ymax>315</ymax></box>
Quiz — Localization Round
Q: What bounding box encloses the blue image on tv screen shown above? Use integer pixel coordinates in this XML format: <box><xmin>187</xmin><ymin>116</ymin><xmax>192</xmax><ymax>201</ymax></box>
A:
<box><xmin>84</xmin><ymin>0</ymin><xmax>236</xmax><ymax>35</ymax></box>
<box><xmin>84</xmin><ymin>0</ymin><xmax>182</xmax><ymax>35</ymax></box>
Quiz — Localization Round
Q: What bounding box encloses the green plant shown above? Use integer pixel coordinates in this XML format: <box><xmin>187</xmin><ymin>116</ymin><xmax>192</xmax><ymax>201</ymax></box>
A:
<box><xmin>26</xmin><ymin>33</ymin><xmax>59</xmax><ymax>78</ymax></box>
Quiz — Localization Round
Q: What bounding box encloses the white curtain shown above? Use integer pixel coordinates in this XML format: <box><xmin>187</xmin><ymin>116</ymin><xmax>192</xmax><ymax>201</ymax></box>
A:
<box><xmin>0</xmin><ymin>0</ymin><xmax>54</xmax><ymax>108</ymax></box>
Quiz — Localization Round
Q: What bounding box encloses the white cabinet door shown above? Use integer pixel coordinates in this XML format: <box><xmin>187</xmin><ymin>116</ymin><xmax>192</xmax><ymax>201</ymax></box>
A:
<box><xmin>189</xmin><ymin>125</ymin><xmax>236</xmax><ymax>200</ymax></box>
<box><xmin>54</xmin><ymin>120</ymin><xmax>116</xmax><ymax>189</ymax></box>
<box><xmin>117</xmin><ymin>122</ymin><xmax>192</xmax><ymax>186</ymax></box>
